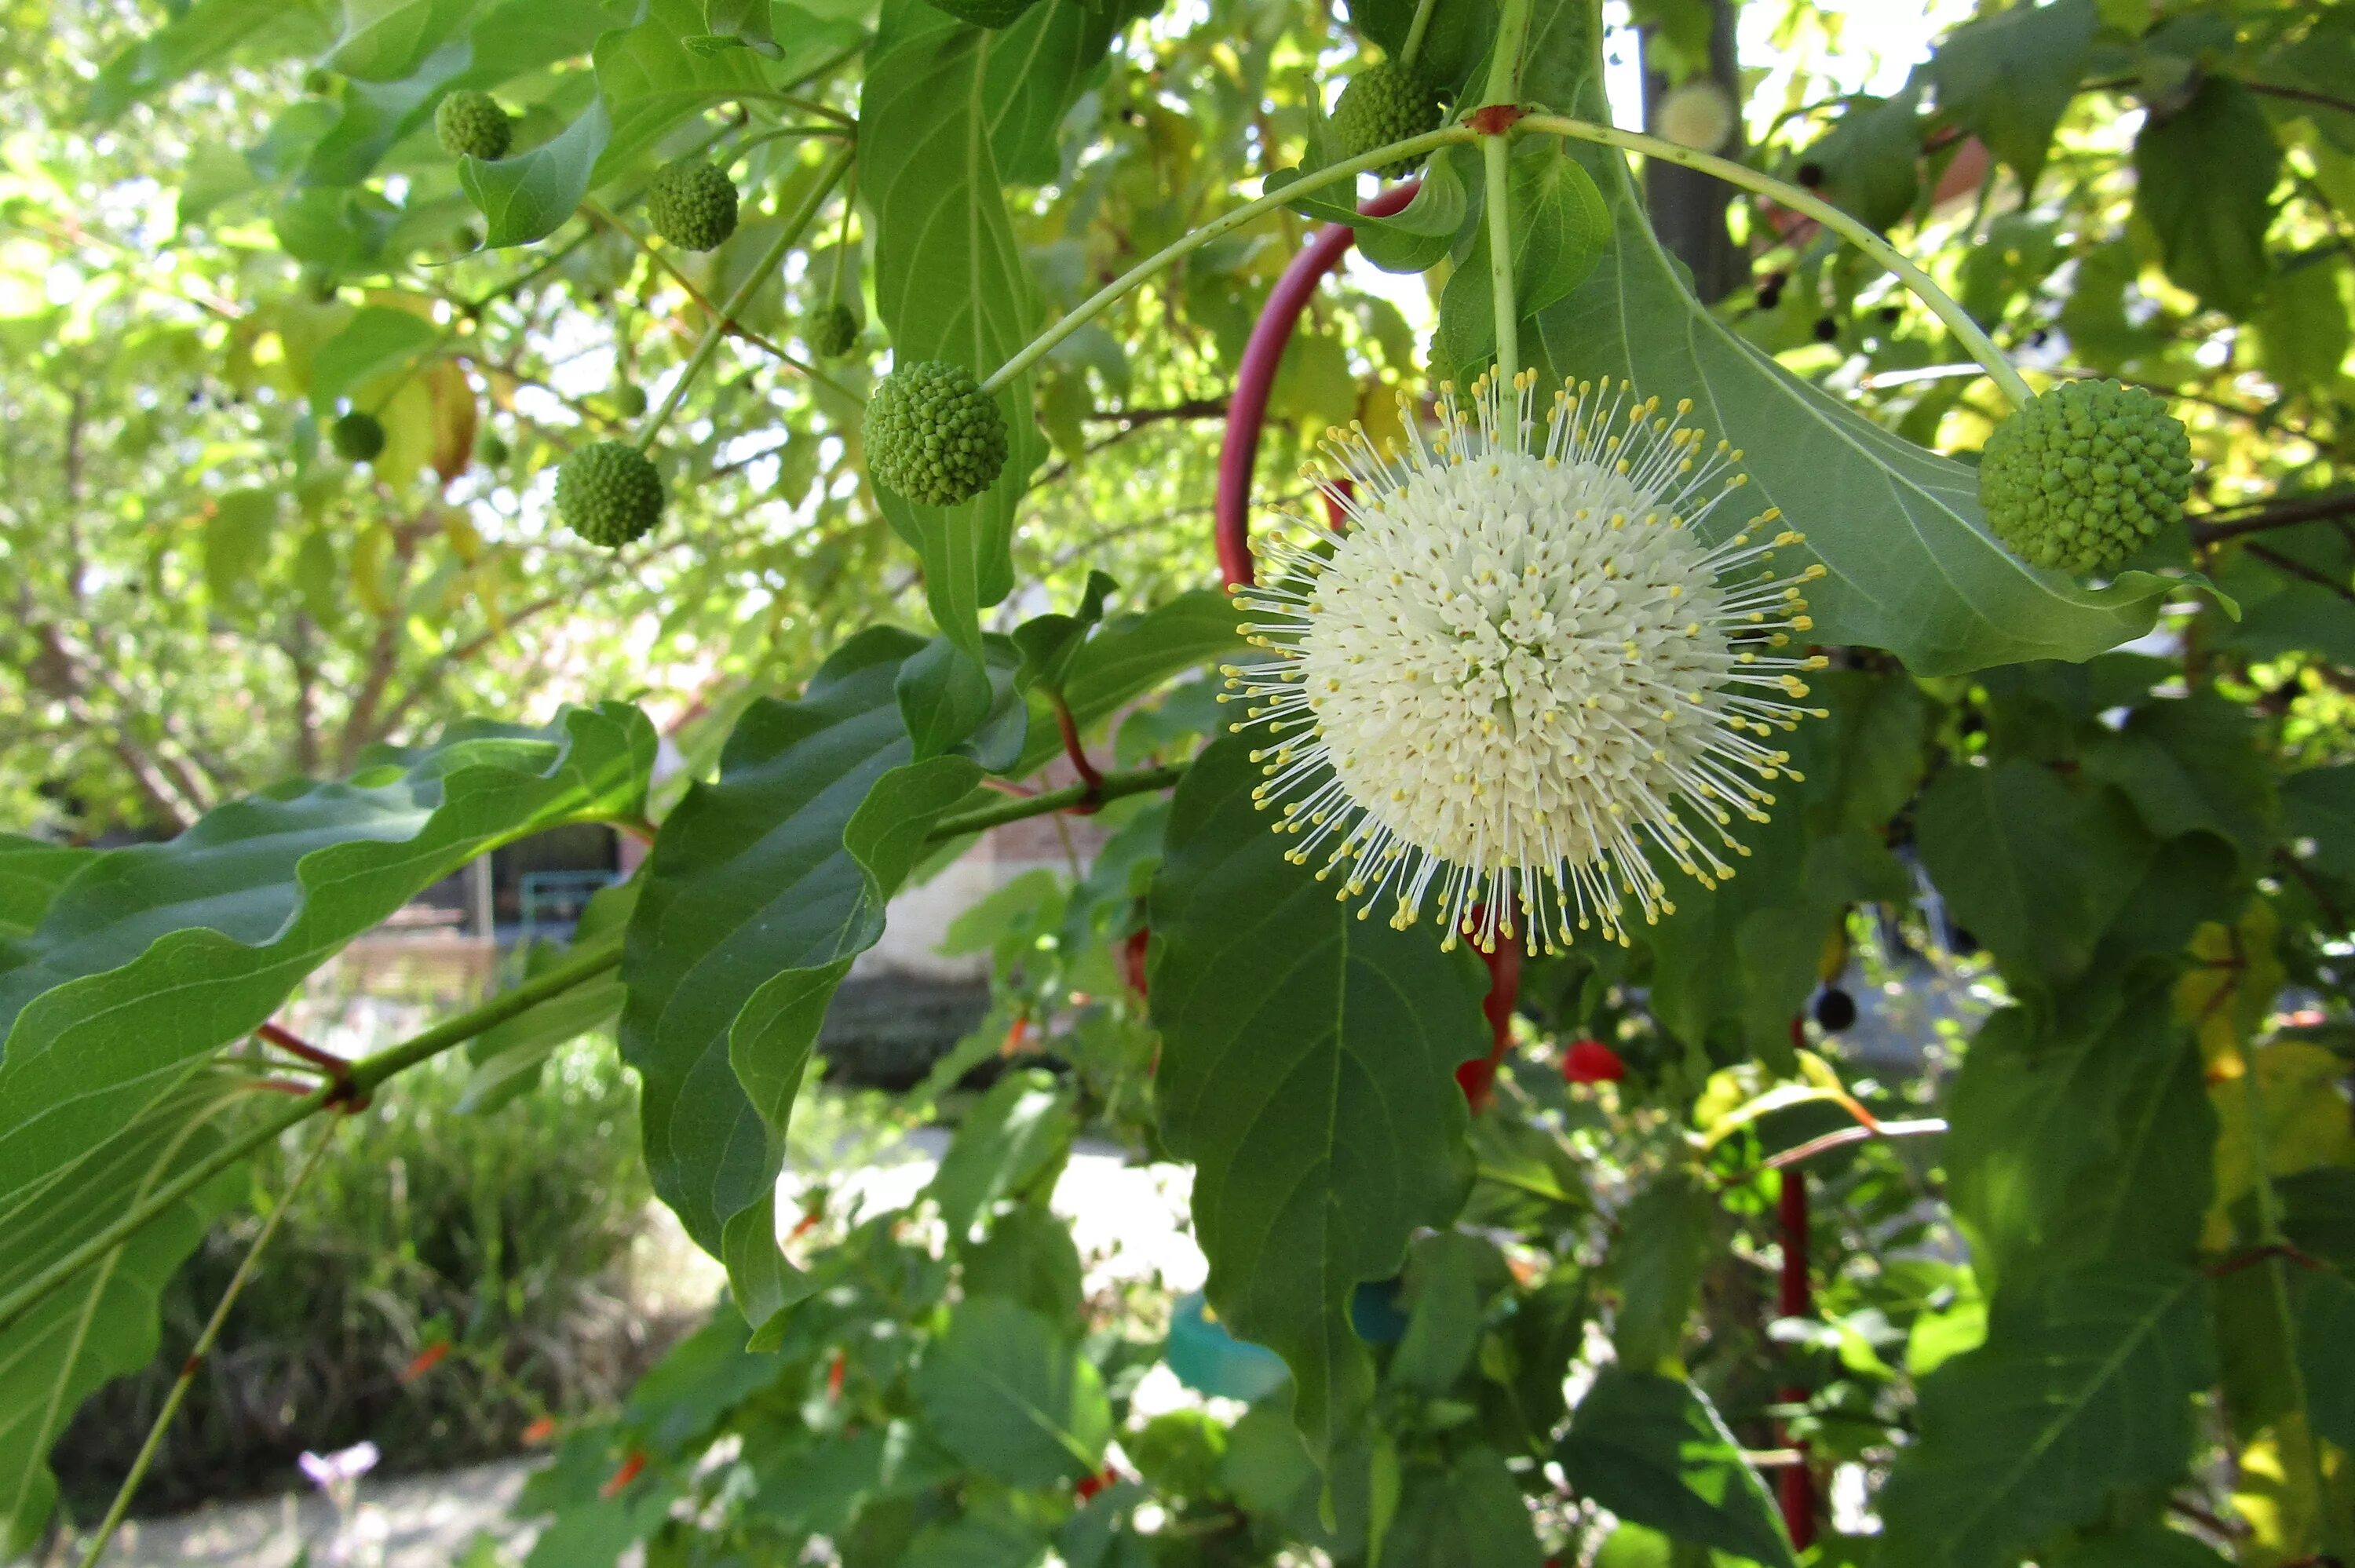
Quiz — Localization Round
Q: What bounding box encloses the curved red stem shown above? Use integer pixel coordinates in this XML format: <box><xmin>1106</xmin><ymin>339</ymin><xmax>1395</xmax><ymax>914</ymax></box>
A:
<box><xmin>1214</xmin><ymin>181</ymin><xmax>1420</xmax><ymax>589</ymax></box>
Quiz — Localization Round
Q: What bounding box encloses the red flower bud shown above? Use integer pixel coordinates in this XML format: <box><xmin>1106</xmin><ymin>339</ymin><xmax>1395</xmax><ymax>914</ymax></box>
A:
<box><xmin>601</xmin><ymin>1450</ymin><xmax>646</xmax><ymax>1499</ymax></box>
<box><xmin>1075</xmin><ymin>1464</ymin><xmax>1123</xmax><ymax>1501</ymax></box>
<box><xmin>1563</xmin><ymin>1038</ymin><xmax>1625</xmax><ymax>1085</ymax></box>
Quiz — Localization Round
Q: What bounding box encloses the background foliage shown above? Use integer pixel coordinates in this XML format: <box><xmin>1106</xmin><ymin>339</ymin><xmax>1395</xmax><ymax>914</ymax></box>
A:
<box><xmin>2</xmin><ymin>0</ymin><xmax>2353</xmax><ymax>1565</ymax></box>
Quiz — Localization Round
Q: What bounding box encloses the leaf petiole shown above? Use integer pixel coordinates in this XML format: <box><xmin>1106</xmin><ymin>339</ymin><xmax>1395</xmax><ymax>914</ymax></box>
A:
<box><xmin>637</xmin><ymin>141</ymin><xmax>857</xmax><ymax>450</ymax></box>
<box><xmin>1510</xmin><ymin>112</ymin><xmax>2035</xmax><ymax>410</ymax></box>
<box><xmin>979</xmin><ymin>126</ymin><xmax>1477</xmax><ymax>396</ymax></box>
<box><xmin>0</xmin><ymin>932</ymin><xmax>626</xmax><ymax>1340</ymax></box>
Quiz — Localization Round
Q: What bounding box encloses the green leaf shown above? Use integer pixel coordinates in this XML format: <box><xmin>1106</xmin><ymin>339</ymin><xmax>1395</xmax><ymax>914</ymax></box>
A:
<box><xmin>2078</xmin><ymin>691</ymin><xmax>2278</xmax><ymax>870</ymax></box>
<box><xmin>1011</xmin><ymin>570</ymin><xmax>1117</xmax><ymax>698</ymax></box>
<box><xmin>2295</xmin><ymin>1267</ymin><xmax>2355</xmax><ymax>1454</ymax></box>
<box><xmin>202</xmin><ymin>488</ymin><xmax>279</xmax><ymax>605</ymax></box>
<box><xmin>1009</xmin><ymin>589</ymin><xmax>1250</xmax><ymax>777</ymax></box>
<box><xmin>2253</xmin><ymin>257</ymin><xmax>2353</xmax><ymax>395</ymax></box>
<box><xmin>308</xmin><ymin>305</ymin><xmax>441</xmax><ymax>413</ymax></box>
<box><xmin>590</xmin><ymin>0</ymin><xmax>774</xmax><ymax>182</ymax></box>
<box><xmin>1440</xmin><ymin>139</ymin><xmax>1609</xmax><ymax>379</ymax></box>
<box><xmin>1149</xmin><ymin>733</ymin><xmax>1488</xmax><ymax>1458</ymax></box>
<box><xmin>862</xmin><ymin>0</ymin><xmax>1112</xmax><ymax>658</ymax></box>
<box><xmin>2043</xmin><ymin>1526</ymin><xmax>2233</xmax><ymax>1568</ymax></box>
<box><xmin>327</xmin><ymin>0</ymin><xmax>477</xmax><ymax>82</ymax></box>
<box><xmin>1557</xmin><ymin>1367</ymin><xmax>1798</xmax><ymax>1568</ymax></box>
<box><xmin>461</xmin><ymin>97</ymin><xmax>612</xmax><ymax>248</ymax></box>
<box><xmin>1387</xmin><ymin>1231</ymin><xmax>1503</xmax><ymax>1395</ymax></box>
<box><xmin>1605</xmin><ymin>1167</ymin><xmax>1714</xmax><ymax>1373</ymax></box>
<box><xmin>1876</xmin><ymin>1267</ymin><xmax>2217</xmax><ymax>1568</ymax></box>
<box><xmin>0</xmin><ymin>1074</ymin><xmax>250</xmax><ymax>1553</ymax></box>
<box><xmin>0</xmin><ymin>840</ymin><xmax>90</xmax><ymax>948</ymax></box>
<box><xmin>1383</xmin><ymin>1446</ymin><xmax>1546</xmax><ymax>1568</ymax></box>
<box><xmin>1524</xmin><ymin>11</ymin><xmax>2185</xmax><ymax>674</ymax></box>
<box><xmin>902</xmin><ymin>1501</ymin><xmax>1052</xmax><ymax>1568</ymax></box>
<box><xmin>1913</xmin><ymin>760</ymin><xmax>2153</xmax><ymax>987</ymax></box>
<box><xmin>911</xmin><ymin>1296</ymin><xmax>1111</xmax><ymax>1486</ymax></box>
<box><xmin>1944</xmin><ymin>975</ymin><xmax>2213</xmax><ymax>1296</ymax></box>
<box><xmin>2284</xmin><ymin>764</ymin><xmax>2355</xmax><ymax>881</ymax></box>
<box><xmin>927</xmin><ymin>1068</ymin><xmax>1075</xmax><ymax>1241</ymax></box>
<box><xmin>1925</xmin><ymin>0</ymin><xmax>2097</xmax><ymax>190</ymax></box>
<box><xmin>2134</xmin><ymin>78</ymin><xmax>2280</xmax><ymax>315</ymax></box>
<box><xmin>961</xmin><ymin>1201</ymin><xmax>1084</xmax><ymax>1324</ymax></box>
<box><xmin>0</xmin><ymin>706</ymin><xmax>653</xmax><ymax>1222</ymax></box>
<box><xmin>83</xmin><ymin>0</ymin><xmax>292</xmax><ymax>122</ymax></box>
<box><xmin>619</xmin><ymin>629</ymin><xmax>998</xmax><ymax>1339</ymax></box>
<box><xmin>1358</xmin><ymin>148</ymin><xmax>1474</xmax><ymax>275</ymax></box>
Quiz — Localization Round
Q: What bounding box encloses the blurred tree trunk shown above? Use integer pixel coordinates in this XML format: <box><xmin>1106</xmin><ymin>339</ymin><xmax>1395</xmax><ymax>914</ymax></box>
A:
<box><xmin>1641</xmin><ymin>0</ymin><xmax>1745</xmax><ymax>304</ymax></box>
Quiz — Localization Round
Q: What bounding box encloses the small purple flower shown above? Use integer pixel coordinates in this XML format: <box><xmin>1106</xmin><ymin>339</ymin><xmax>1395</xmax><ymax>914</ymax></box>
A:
<box><xmin>298</xmin><ymin>1442</ymin><xmax>379</xmax><ymax>1490</ymax></box>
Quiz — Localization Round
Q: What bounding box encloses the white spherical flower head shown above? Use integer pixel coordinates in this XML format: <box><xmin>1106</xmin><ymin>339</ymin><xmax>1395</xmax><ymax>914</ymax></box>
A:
<box><xmin>1222</xmin><ymin>369</ymin><xmax>1830</xmax><ymax>954</ymax></box>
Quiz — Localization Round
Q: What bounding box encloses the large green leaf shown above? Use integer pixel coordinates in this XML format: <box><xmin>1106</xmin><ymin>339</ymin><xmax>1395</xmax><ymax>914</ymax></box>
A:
<box><xmin>862</xmin><ymin>0</ymin><xmax>1108</xmax><ymax>658</ymax></box>
<box><xmin>590</xmin><ymin>0</ymin><xmax>774</xmax><ymax>182</ymax></box>
<box><xmin>1922</xmin><ymin>0</ymin><xmax>2096</xmax><ymax>190</ymax></box>
<box><xmin>926</xmin><ymin>1068</ymin><xmax>1074</xmax><ymax>1242</ymax></box>
<box><xmin>1913</xmin><ymin>761</ymin><xmax>2153</xmax><ymax>988</ymax></box>
<box><xmin>1383</xmin><ymin>1446</ymin><xmax>1546</xmax><ymax>1568</ymax></box>
<box><xmin>82</xmin><ymin>0</ymin><xmax>303</xmax><ymax>122</ymax></box>
<box><xmin>1007</xmin><ymin>588</ymin><xmax>1248</xmax><ymax>776</ymax></box>
<box><xmin>0</xmin><ymin>838</ymin><xmax>91</xmax><ymax>947</ymax></box>
<box><xmin>619</xmin><ymin>629</ymin><xmax>1006</xmax><ymax>1339</ymax></box>
<box><xmin>1148</xmin><ymin>733</ymin><xmax>1488</xmax><ymax>1458</ymax></box>
<box><xmin>327</xmin><ymin>0</ymin><xmax>480</xmax><ymax>82</ymax></box>
<box><xmin>1524</xmin><ymin>9</ymin><xmax>2182</xmax><ymax>675</ymax></box>
<box><xmin>1944</xmin><ymin>975</ymin><xmax>2214</xmax><ymax>1296</ymax></box>
<box><xmin>0</xmin><ymin>705</ymin><xmax>654</xmax><ymax>1224</ymax></box>
<box><xmin>1877</xmin><ymin>1267</ymin><xmax>2218</xmax><ymax>1568</ymax></box>
<box><xmin>462</xmin><ymin>97</ymin><xmax>612</xmax><ymax>248</ymax></box>
<box><xmin>1557</xmin><ymin>1367</ymin><xmax>1798</xmax><ymax>1568</ymax></box>
<box><xmin>911</xmin><ymin>1296</ymin><xmax>1111</xmax><ymax>1487</ymax></box>
<box><xmin>0</xmin><ymin>1074</ymin><xmax>250</xmax><ymax>1553</ymax></box>
<box><xmin>2134</xmin><ymin>78</ymin><xmax>2280</xmax><ymax>316</ymax></box>
<box><xmin>309</xmin><ymin>304</ymin><xmax>443</xmax><ymax>412</ymax></box>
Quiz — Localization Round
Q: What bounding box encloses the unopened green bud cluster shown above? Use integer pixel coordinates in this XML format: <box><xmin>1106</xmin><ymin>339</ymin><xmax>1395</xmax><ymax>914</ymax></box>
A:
<box><xmin>557</xmin><ymin>441</ymin><xmax>666</xmax><ymax>548</ymax></box>
<box><xmin>330</xmin><ymin>411</ymin><xmax>385</xmax><ymax>463</ymax></box>
<box><xmin>809</xmin><ymin>304</ymin><xmax>860</xmax><ymax>359</ymax></box>
<box><xmin>434</xmin><ymin>90</ymin><xmax>512</xmax><ymax>161</ymax></box>
<box><xmin>1979</xmin><ymin>379</ymin><xmax>2193</xmax><ymax>575</ymax></box>
<box><xmin>648</xmin><ymin>159</ymin><xmax>739</xmax><ymax>251</ymax></box>
<box><xmin>864</xmin><ymin>361</ymin><xmax>1008</xmax><ymax>507</ymax></box>
<box><xmin>1332</xmin><ymin>62</ymin><xmax>1445</xmax><ymax>179</ymax></box>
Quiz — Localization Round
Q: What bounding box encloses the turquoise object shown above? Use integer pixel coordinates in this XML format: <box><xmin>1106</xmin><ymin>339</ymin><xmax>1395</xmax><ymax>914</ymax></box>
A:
<box><xmin>1350</xmin><ymin>1277</ymin><xmax>1410</xmax><ymax>1345</ymax></box>
<box><xmin>1164</xmin><ymin>1292</ymin><xmax>1289</xmax><ymax>1401</ymax></box>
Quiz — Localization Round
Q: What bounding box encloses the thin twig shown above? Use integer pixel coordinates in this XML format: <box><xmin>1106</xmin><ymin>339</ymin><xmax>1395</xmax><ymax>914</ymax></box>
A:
<box><xmin>2192</xmin><ymin>490</ymin><xmax>2355</xmax><ymax>545</ymax></box>
<box><xmin>72</xmin><ymin>1121</ymin><xmax>343</xmax><ymax>1568</ymax></box>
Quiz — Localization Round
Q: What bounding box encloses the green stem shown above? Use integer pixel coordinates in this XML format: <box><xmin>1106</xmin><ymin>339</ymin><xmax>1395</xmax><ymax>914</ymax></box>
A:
<box><xmin>926</xmin><ymin>762</ymin><xmax>1189</xmax><ymax>841</ymax></box>
<box><xmin>1512</xmin><ymin>113</ymin><xmax>2034</xmax><ymax>410</ymax></box>
<box><xmin>1481</xmin><ymin>0</ymin><xmax>1533</xmax><ymax>106</ymax></box>
<box><xmin>1400</xmin><ymin>0</ymin><xmax>1441</xmax><ymax>72</ymax></box>
<box><xmin>0</xmin><ymin>934</ymin><xmax>626</xmax><ymax>1340</ymax></box>
<box><xmin>1484</xmin><ymin>138</ymin><xmax>1518</xmax><ymax>389</ymax></box>
<box><xmin>73</xmin><ymin>1122</ymin><xmax>342</xmax><ymax>1568</ymax></box>
<box><xmin>637</xmin><ymin>142</ymin><xmax>856</xmax><ymax>450</ymax></box>
<box><xmin>980</xmin><ymin>126</ymin><xmax>1477</xmax><ymax>396</ymax></box>
<box><xmin>828</xmin><ymin>162</ymin><xmax>859</xmax><ymax>311</ymax></box>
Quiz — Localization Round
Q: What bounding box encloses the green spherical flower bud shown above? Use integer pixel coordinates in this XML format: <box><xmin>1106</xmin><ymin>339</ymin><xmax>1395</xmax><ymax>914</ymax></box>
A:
<box><xmin>1979</xmin><ymin>379</ymin><xmax>2194</xmax><ymax>575</ymax></box>
<box><xmin>612</xmin><ymin>384</ymin><xmax>649</xmax><ymax>418</ymax></box>
<box><xmin>1331</xmin><ymin>61</ymin><xmax>1446</xmax><ymax>180</ymax></box>
<box><xmin>330</xmin><ymin>411</ymin><xmax>385</xmax><ymax>463</ymax></box>
<box><xmin>477</xmin><ymin>432</ymin><xmax>511</xmax><ymax>467</ymax></box>
<box><xmin>434</xmin><ymin>90</ymin><xmax>513</xmax><ymax>161</ymax></box>
<box><xmin>647</xmin><ymin>159</ymin><xmax>739</xmax><ymax>252</ymax></box>
<box><xmin>864</xmin><ymin>360</ymin><xmax>1009</xmax><ymax>507</ymax></box>
<box><xmin>809</xmin><ymin>304</ymin><xmax>860</xmax><ymax>360</ymax></box>
<box><xmin>926</xmin><ymin>0</ymin><xmax>1042</xmax><ymax>27</ymax></box>
<box><xmin>557</xmin><ymin>440</ymin><xmax>666</xmax><ymax>548</ymax></box>
<box><xmin>300</xmin><ymin>263</ymin><xmax>341</xmax><ymax>303</ymax></box>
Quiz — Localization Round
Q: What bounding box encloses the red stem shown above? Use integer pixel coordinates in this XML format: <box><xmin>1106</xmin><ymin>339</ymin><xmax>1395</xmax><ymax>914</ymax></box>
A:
<box><xmin>257</xmin><ymin>1021</ymin><xmax>350</xmax><ymax>1074</ymax></box>
<box><xmin>1214</xmin><ymin>181</ymin><xmax>1420</xmax><ymax>589</ymax></box>
<box><xmin>1052</xmin><ymin>695</ymin><xmax>1106</xmax><ymax>811</ymax></box>
<box><xmin>1776</xmin><ymin>1137</ymin><xmax>1819</xmax><ymax>1552</ymax></box>
<box><xmin>1457</xmin><ymin>935</ymin><xmax>1522</xmax><ymax>1111</ymax></box>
